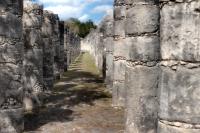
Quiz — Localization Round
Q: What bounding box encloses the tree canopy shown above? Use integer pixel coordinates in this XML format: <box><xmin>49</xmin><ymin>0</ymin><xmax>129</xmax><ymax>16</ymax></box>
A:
<box><xmin>65</xmin><ymin>18</ymin><xmax>97</xmax><ymax>38</ymax></box>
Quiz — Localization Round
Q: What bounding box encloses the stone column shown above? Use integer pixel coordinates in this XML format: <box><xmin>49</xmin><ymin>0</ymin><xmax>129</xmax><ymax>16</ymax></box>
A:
<box><xmin>102</xmin><ymin>15</ymin><xmax>114</xmax><ymax>92</ymax></box>
<box><xmin>158</xmin><ymin>0</ymin><xmax>200</xmax><ymax>132</ymax></box>
<box><xmin>42</xmin><ymin>10</ymin><xmax>54</xmax><ymax>89</ymax></box>
<box><xmin>113</xmin><ymin>0</ymin><xmax>126</xmax><ymax>107</ymax></box>
<box><xmin>52</xmin><ymin>14</ymin><xmax>61</xmax><ymax>79</ymax></box>
<box><xmin>23</xmin><ymin>0</ymin><xmax>44</xmax><ymax>112</ymax></box>
<box><xmin>64</xmin><ymin>26</ymin><xmax>69</xmax><ymax>71</ymax></box>
<box><xmin>59</xmin><ymin>21</ymin><xmax>65</xmax><ymax>76</ymax></box>
<box><xmin>124</xmin><ymin>0</ymin><xmax>160</xmax><ymax>132</ymax></box>
<box><xmin>0</xmin><ymin>0</ymin><xmax>24</xmax><ymax>132</ymax></box>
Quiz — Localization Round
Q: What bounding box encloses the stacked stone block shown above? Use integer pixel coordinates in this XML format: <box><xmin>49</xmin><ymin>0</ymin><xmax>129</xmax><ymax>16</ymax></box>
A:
<box><xmin>59</xmin><ymin>21</ymin><xmax>65</xmax><ymax>76</ymax></box>
<box><xmin>158</xmin><ymin>0</ymin><xmax>200</xmax><ymax>132</ymax></box>
<box><xmin>64</xmin><ymin>27</ymin><xmax>69</xmax><ymax>71</ymax></box>
<box><xmin>23</xmin><ymin>0</ymin><xmax>44</xmax><ymax>112</ymax></box>
<box><xmin>52</xmin><ymin>14</ymin><xmax>61</xmax><ymax>79</ymax></box>
<box><xmin>64</xmin><ymin>29</ymin><xmax>81</xmax><ymax>70</ymax></box>
<box><xmin>124</xmin><ymin>0</ymin><xmax>160</xmax><ymax>132</ymax></box>
<box><xmin>102</xmin><ymin>15</ymin><xmax>114</xmax><ymax>91</ymax></box>
<box><xmin>0</xmin><ymin>0</ymin><xmax>24</xmax><ymax>132</ymax></box>
<box><xmin>113</xmin><ymin>0</ymin><xmax>126</xmax><ymax>107</ymax></box>
<box><xmin>42</xmin><ymin>10</ymin><xmax>54</xmax><ymax>89</ymax></box>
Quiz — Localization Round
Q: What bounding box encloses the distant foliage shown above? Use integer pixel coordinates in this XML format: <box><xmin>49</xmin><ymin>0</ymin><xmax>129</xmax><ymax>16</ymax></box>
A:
<box><xmin>65</xmin><ymin>18</ymin><xmax>97</xmax><ymax>38</ymax></box>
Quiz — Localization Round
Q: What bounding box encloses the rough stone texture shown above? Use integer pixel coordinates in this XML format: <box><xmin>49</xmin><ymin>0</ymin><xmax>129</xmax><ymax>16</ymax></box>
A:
<box><xmin>125</xmin><ymin>5</ymin><xmax>159</xmax><ymax>35</ymax></box>
<box><xmin>59</xmin><ymin>21</ymin><xmax>65</xmax><ymax>76</ymax></box>
<box><xmin>113</xmin><ymin>2</ymin><xmax>126</xmax><ymax>107</ymax></box>
<box><xmin>158</xmin><ymin>0</ymin><xmax>200</xmax><ymax>132</ymax></box>
<box><xmin>124</xmin><ymin>0</ymin><xmax>160</xmax><ymax>132</ymax></box>
<box><xmin>160</xmin><ymin>1</ymin><xmax>200</xmax><ymax>62</ymax></box>
<box><xmin>159</xmin><ymin>66</ymin><xmax>200</xmax><ymax>124</ymax></box>
<box><xmin>125</xmin><ymin>65</ymin><xmax>159</xmax><ymax>133</ymax></box>
<box><xmin>23</xmin><ymin>1</ymin><xmax>44</xmax><ymax>112</ymax></box>
<box><xmin>158</xmin><ymin>121</ymin><xmax>200</xmax><ymax>133</ymax></box>
<box><xmin>42</xmin><ymin>10</ymin><xmax>54</xmax><ymax>89</ymax></box>
<box><xmin>102</xmin><ymin>15</ymin><xmax>114</xmax><ymax>92</ymax></box>
<box><xmin>52</xmin><ymin>14</ymin><xmax>61</xmax><ymax>79</ymax></box>
<box><xmin>126</xmin><ymin>36</ymin><xmax>160</xmax><ymax>62</ymax></box>
<box><xmin>0</xmin><ymin>0</ymin><xmax>24</xmax><ymax>132</ymax></box>
<box><xmin>64</xmin><ymin>28</ymin><xmax>81</xmax><ymax>71</ymax></box>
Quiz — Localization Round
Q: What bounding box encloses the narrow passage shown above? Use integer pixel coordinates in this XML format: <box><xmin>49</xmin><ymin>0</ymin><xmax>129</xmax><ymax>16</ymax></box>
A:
<box><xmin>24</xmin><ymin>52</ymin><xmax>124</xmax><ymax>133</ymax></box>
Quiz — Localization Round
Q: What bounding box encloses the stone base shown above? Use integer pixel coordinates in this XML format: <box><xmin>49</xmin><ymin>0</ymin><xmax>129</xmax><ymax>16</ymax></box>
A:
<box><xmin>158</xmin><ymin>121</ymin><xmax>200</xmax><ymax>133</ymax></box>
<box><xmin>0</xmin><ymin>108</ymin><xmax>24</xmax><ymax>133</ymax></box>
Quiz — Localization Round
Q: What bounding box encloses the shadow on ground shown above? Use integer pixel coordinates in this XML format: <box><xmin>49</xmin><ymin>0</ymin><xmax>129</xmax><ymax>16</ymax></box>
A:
<box><xmin>24</xmin><ymin>52</ymin><xmax>112</xmax><ymax>132</ymax></box>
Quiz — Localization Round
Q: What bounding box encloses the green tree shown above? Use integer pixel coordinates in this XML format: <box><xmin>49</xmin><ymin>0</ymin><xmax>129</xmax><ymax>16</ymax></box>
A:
<box><xmin>65</xmin><ymin>18</ymin><xmax>97</xmax><ymax>38</ymax></box>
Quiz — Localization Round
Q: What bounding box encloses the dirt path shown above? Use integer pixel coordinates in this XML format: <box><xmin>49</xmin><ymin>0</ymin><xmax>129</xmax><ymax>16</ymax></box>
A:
<box><xmin>24</xmin><ymin>52</ymin><xmax>124</xmax><ymax>133</ymax></box>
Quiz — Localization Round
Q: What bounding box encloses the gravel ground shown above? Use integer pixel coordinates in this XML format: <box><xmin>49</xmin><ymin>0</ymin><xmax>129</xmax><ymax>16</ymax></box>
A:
<box><xmin>24</xmin><ymin>52</ymin><xmax>124</xmax><ymax>133</ymax></box>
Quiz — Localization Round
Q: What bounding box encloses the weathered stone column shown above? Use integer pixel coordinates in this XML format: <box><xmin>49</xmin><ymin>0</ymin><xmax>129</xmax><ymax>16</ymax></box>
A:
<box><xmin>59</xmin><ymin>21</ymin><xmax>65</xmax><ymax>76</ymax></box>
<box><xmin>23</xmin><ymin>0</ymin><xmax>44</xmax><ymax>112</ymax></box>
<box><xmin>124</xmin><ymin>0</ymin><xmax>160</xmax><ymax>132</ymax></box>
<box><xmin>52</xmin><ymin>14</ymin><xmax>61</xmax><ymax>79</ymax></box>
<box><xmin>64</xmin><ymin>26</ymin><xmax>69</xmax><ymax>71</ymax></box>
<box><xmin>42</xmin><ymin>10</ymin><xmax>54</xmax><ymax>89</ymax></box>
<box><xmin>0</xmin><ymin>0</ymin><xmax>24</xmax><ymax>132</ymax></box>
<box><xmin>158</xmin><ymin>0</ymin><xmax>200</xmax><ymax>132</ymax></box>
<box><xmin>113</xmin><ymin>0</ymin><xmax>126</xmax><ymax>107</ymax></box>
<box><xmin>102</xmin><ymin>15</ymin><xmax>114</xmax><ymax>92</ymax></box>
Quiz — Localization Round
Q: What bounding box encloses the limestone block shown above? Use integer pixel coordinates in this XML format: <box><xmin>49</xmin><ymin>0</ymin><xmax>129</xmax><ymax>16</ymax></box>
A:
<box><xmin>23</xmin><ymin>12</ymin><xmax>42</xmax><ymax>28</ymax></box>
<box><xmin>106</xmin><ymin>53</ymin><xmax>113</xmax><ymax>89</ymax></box>
<box><xmin>160</xmin><ymin>1</ymin><xmax>200</xmax><ymax>61</ymax></box>
<box><xmin>0</xmin><ymin>12</ymin><xmax>22</xmax><ymax>38</ymax></box>
<box><xmin>0</xmin><ymin>40</ymin><xmax>23</xmax><ymax>64</ymax></box>
<box><xmin>125</xmin><ymin>65</ymin><xmax>159</xmax><ymax>133</ymax></box>
<box><xmin>159</xmin><ymin>66</ymin><xmax>200</xmax><ymax>124</ymax></box>
<box><xmin>23</xmin><ymin>2</ymin><xmax>43</xmax><ymax>28</ymax></box>
<box><xmin>43</xmin><ymin>38</ymin><xmax>53</xmax><ymax>49</ymax></box>
<box><xmin>112</xmin><ymin>81</ymin><xmax>125</xmax><ymax>107</ymax></box>
<box><xmin>114</xmin><ymin>39</ymin><xmax>129</xmax><ymax>59</ymax></box>
<box><xmin>126</xmin><ymin>36</ymin><xmax>160</xmax><ymax>62</ymax></box>
<box><xmin>24</xmin><ymin>49</ymin><xmax>43</xmax><ymax>71</ymax></box>
<box><xmin>0</xmin><ymin>0</ymin><xmax>23</xmax><ymax>16</ymax></box>
<box><xmin>0</xmin><ymin>63</ymin><xmax>23</xmax><ymax>108</ymax></box>
<box><xmin>23</xmin><ymin>29</ymin><xmax>43</xmax><ymax>49</ymax></box>
<box><xmin>0</xmin><ymin>63</ymin><xmax>23</xmax><ymax>80</ymax></box>
<box><xmin>113</xmin><ymin>60</ymin><xmax>126</xmax><ymax>81</ymax></box>
<box><xmin>125</xmin><ymin>5</ymin><xmax>159</xmax><ymax>35</ymax></box>
<box><xmin>114</xmin><ymin>20</ymin><xmax>125</xmax><ymax>37</ymax></box>
<box><xmin>114</xmin><ymin>6</ymin><xmax>126</xmax><ymax>20</ymax></box>
<box><xmin>158</xmin><ymin>121</ymin><xmax>200</xmax><ymax>133</ymax></box>
<box><xmin>42</xmin><ymin>21</ymin><xmax>53</xmax><ymax>37</ymax></box>
<box><xmin>103</xmin><ymin>21</ymin><xmax>113</xmax><ymax>37</ymax></box>
<box><xmin>104</xmin><ymin>37</ymin><xmax>113</xmax><ymax>52</ymax></box>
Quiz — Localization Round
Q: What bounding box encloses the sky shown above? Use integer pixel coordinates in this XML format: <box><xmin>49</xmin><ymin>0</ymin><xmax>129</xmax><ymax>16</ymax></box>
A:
<box><xmin>34</xmin><ymin>0</ymin><xmax>113</xmax><ymax>24</ymax></box>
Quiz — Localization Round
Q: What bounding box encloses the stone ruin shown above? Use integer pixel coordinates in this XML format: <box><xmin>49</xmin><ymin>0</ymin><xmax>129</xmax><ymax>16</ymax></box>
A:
<box><xmin>23</xmin><ymin>0</ymin><xmax>44</xmax><ymax>112</ymax></box>
<box><xmin>82</xmin><ymin>0</ymin><xmax>200</xmax><ymax>132</ymax></box>
<box><xmin>0</xmin><ymin>0</ymin><xmax>81</xmax><ymax>132</ymax></box>
<box><xmin>0</xmin><ymin>0</ymin><xmax>24</xmax><ymax>132</ymax></box>
<box><xmin>1</xmin><ymin>0</ymin><xmax>200</xmax><ymax>132</ymax></box>
<box><xmin>81</xmin><ymin>20</ymin><xmax>106</xmax><ymax>78</ymax></box>
<box><xmin>64</xmin><ymin>28</ymin><xmax>81</xmax><ymax>70</ymax></box>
